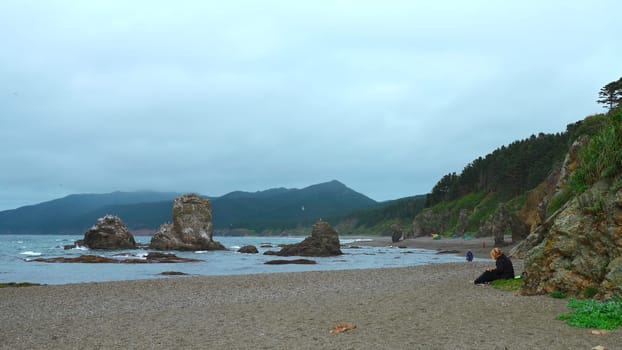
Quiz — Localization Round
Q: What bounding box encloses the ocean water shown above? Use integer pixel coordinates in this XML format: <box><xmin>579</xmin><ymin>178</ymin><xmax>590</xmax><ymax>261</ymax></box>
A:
<box><xmin>0</xmin><ymin>235</ymin><xmax>469</xmax><ymax>285</ymax></box>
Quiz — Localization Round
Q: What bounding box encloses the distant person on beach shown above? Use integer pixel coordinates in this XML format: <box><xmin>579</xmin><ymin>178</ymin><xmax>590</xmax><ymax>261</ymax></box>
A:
<box><xmin>473</xmin><ymin>248</ymin><xmax>514</xmax><ymax>284</ymax></box>
<box><xmin>466</xmin><ymin>250</ymin><xmax>474</xmax><ymax>262</ymax></box>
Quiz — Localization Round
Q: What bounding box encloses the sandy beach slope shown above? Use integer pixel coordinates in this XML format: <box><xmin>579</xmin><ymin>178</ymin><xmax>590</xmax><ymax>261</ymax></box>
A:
<box><xmin>1</xmin><ymin>260</ymin><xmax>618</xmax><ymax>349</ymax></box>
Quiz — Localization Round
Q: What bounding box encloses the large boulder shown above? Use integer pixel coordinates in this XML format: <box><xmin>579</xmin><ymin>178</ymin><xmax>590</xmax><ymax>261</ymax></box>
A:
<box><xmin>150</xmin><ymin>194</ymin><xmax>225</xmax><ymax>251</ymax></box>
<box><xmin>270</xmin><ymin>220</ymin><xmax>342</xmax><ymax>257</ymax></box>
<box><xmin>391</xmin><ymin>224</ymin><xmax>403</xmax><ymax>243</ymax></box>
<box><xmin>80</xmin><ymin>215</ymin><xmax>136</xmax><ymax>249</ymax></box>
<box><xmin>520</xmin><ymin>180</ymin><xmax>622</xmax><ymax>298</ymax></box>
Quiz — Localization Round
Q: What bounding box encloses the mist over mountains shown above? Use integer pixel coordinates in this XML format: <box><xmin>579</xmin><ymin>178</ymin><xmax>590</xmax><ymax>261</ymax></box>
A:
<box><xmin>0</xmin><ymin>180</ymin><xmax>379</xmax><ymax>235</ymax></box>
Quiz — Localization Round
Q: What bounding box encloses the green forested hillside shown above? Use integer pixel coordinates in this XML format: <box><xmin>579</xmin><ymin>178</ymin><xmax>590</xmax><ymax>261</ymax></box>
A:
<box><xmin>0</xmin><ymin>180</ymin><xmax>376</xmax><ymax>235</ymax></box>
<box><xmin>334</xmin><ymin>195</ymin><xmax>427</xmax><ymax>236</ymax></box>
<box><xmin>426</xmin><ymin>133</ymin><xmax>568</xmax><ymax>206</ymax></box>
<box><xmin>412</xmin><ymin>114</ymin><xmax>611</xmax><ymax>236</ymax></box>
<box><xmin>413</xmin><ymin>87</ymin><xmax>617</xmax><ymax>237</ymax></box>
<box><xmin>425</xmin><ymin>114</ymin><xmax>611</xmax><ymax>208</ymax></box>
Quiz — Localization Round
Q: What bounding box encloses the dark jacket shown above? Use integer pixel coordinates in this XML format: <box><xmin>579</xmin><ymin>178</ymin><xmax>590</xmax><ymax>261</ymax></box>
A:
<box><xmin>494</xmin><ymin>254</ymin><xmax>515</xmax><ymax>279</ymax></box>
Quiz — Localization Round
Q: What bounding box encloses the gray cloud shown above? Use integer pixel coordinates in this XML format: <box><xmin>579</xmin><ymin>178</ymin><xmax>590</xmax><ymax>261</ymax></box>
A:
<box><xmin>1</xmin><ymin>0</ymin><xmax>621</xmax><ymax>210</ymax></box>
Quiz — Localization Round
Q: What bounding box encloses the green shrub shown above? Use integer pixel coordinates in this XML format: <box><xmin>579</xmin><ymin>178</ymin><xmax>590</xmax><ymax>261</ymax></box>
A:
<box><xmin>556</xmin><ymin>298</ymin><xmax>622</xmax><ymax>330</ymax></box>
<box><xmin>570</xmin><ymin>108</ymin><xmax>622</xmax><ymax>195</ymax></box>
<box><xmin>549</xmin><ymin>290</ymin><xmax>567</xmax><ymax>299</ymax></box>
<box><xmin>583</xmin><ymin>287</ymin><xmax>599</xmax><ymax>298</ymax></box>
<box><xmin>566</xmin><ymin>113</ymin><xmax>609</xmax><ymax>141</ymax></box>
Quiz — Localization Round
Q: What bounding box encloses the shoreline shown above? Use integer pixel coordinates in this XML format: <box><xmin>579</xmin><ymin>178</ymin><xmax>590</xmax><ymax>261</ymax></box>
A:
<box><xmin>1</xmin><ymin>263</ymin><xmax>616</xmax><ymax>349</ymax></box>
<box><xmin>352</xmin><ymin>235</ymin><xmax>511</xmax><ymax>260</ymax></box>
<box><xmin>2</xmin><ymin>234</ymin><xmax>511</xmax><ymax>286</ymax></box>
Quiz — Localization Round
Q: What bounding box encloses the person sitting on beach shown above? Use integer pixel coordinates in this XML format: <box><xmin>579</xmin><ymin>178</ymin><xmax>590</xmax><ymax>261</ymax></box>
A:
<box><xmin>466</xmin><ymin>250</ymin><xmax>474</xmax><ymax>262</ymax></box>
<box><xmin>473</xmin><ymin>248</ymin><xmax>514</xmax><ymax>284</ymax></box>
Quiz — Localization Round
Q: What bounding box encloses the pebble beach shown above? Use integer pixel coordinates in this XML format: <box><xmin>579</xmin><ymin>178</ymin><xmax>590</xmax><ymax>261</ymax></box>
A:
<box><xmin>1</xmin><ymin>241</ymin><xmax>619</xmax><ymax>350</ymax></box>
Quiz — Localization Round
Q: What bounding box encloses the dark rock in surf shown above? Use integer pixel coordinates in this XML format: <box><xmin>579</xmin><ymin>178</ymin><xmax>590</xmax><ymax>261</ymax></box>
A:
<box><xmin>238</xmin><ymin>245</ymin><xmax>259</xmax><ymax>254</ymax></box>
<box><xmin>81</xmin><ymin>215</ymin><xmax>136</xmax><ymax>249</ymax></box>
<box><xmin>271</xmin><ymin>220</ymin><xmax>342</xmax><ymax>257</ymax></box>
<box><xmin>264</xmin><ymin>259</ymin><xmax>317</xmax><ymax>265</ymax></box>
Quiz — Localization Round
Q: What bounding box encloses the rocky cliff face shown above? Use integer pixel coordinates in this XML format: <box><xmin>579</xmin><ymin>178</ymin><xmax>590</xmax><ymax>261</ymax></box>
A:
<box><xmin>412</xmin><ymin>209</ymin><xmax>451</xmax><ymax>237</ymax></box>
<box><xmin>516</xmin><ymin>137</ymin><xmax>587</xmax><ymax>233</ymax></box>
<box><xmin>508</xmin><ymin>134</ymin><xmax>622</xmax><ymax>297</ymax></box>
<box><xmin>510</xmin><ymin>132</ymin><xmax>622</xmax><ymax>298</ymax></box>
<box><xmin>518</xmin><ymin>180</ymin><xmax>622</xmax><ymax>298</ymax></box>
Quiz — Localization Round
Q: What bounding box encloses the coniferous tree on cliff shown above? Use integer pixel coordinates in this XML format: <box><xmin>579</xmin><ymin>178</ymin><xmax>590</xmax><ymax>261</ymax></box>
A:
<box><xmin>597</xmin><ymin>77</ymin><xmax>622</xmax><ymax>111</ymax></box>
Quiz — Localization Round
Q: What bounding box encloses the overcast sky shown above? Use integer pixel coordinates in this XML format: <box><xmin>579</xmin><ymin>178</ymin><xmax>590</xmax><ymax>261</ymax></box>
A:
<box><xmin>1</xmin><ymin>1</ymin><xmax>620</xmax><ymax>211</ymax></box>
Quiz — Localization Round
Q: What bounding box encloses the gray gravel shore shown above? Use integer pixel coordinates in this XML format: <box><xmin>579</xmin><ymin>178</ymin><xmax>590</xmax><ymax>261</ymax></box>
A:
<box><xmin>1</xmin><ymin>261</ymin><xmax>618</xmax><ymax>349</ymax></box>
<box><xmin>357</xmin><ymin>235</ymin><xmax>509</xmax><ymax>260</ymax></box>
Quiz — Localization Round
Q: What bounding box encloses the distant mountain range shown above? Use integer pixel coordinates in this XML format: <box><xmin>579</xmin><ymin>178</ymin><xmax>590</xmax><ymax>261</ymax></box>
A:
<box><xmin>0</xmin><ymin>180</ymin><xmax>378</xmax><ymax>235</ymax></box>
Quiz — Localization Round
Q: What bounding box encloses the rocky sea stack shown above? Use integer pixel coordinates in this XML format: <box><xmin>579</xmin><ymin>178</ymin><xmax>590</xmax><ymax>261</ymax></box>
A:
<box><xmin>79</xmin><ymin>215</ymin><xmax>137</xmax><ymax>249</ymax></box>
<box><xmin>150</xmin><ymin>193</ymin><xmax>225</xmax><ymax>251</ymax></box>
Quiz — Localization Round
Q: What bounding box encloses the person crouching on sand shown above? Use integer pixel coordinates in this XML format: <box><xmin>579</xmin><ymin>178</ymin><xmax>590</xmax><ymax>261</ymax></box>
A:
<box><xmin>474</xmin><ymin>248</ymin><xmax>514</xmax><ymax>284</ymax></box>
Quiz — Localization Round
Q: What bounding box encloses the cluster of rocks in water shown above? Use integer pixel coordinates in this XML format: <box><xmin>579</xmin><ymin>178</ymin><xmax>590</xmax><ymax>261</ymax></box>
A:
<box><xmin>38</xmin><ymin>194</ymin><xmax>343</xmax><ymax>265</ymax></box>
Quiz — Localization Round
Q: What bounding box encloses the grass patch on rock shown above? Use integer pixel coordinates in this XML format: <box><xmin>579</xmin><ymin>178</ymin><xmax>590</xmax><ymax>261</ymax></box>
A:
<box><xmin>490</xmin><ymin>277</ymin><xmax>523</xmax><ymax>292</ymax></box>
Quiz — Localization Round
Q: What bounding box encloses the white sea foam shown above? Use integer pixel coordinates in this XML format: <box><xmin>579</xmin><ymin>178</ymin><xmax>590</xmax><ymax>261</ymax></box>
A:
<box><xmin>194</xmin><ymin>250</ymin><xmax>208</xmax><ymax>254</ymax></box>
<box><xmin>20</xmin><ymin>251</ymin><xmax>42</xmax><ymax>256</ymax></box>
<box><xmin>229</xmin><ymin>245</ymin><xmax>241</xmax><ymax>251</ymax></box>
<box><xmin>74</xmin><ymin>245</ymin><xmax>89</xmax><ymax>251</ymax></box>
<box><xmin>340</xmin><ymin>238</ymin><xmax>374</xmax><ymax>244</ymax></box>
